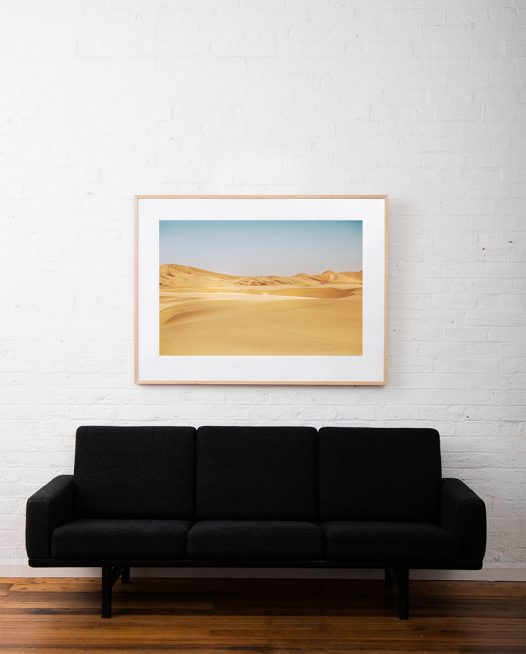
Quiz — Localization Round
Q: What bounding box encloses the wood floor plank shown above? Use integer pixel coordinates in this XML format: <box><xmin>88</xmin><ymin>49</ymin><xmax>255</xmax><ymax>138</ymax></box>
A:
<box><xmin>0</xmin><ymin>578</ymin><xmax>523</xmax><ymax>653</ymax></box>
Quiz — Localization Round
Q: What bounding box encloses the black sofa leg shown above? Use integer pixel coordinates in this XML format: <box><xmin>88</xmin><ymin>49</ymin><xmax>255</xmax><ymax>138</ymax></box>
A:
<box><xmin>396</xmin><ymin>568</ymin><xmax>409</xmax><ymax>620</ymax></box>
<box><xmin>384</xmin><ymin>568</ymin><xmax>393</xmax><ymax>587</ymax></box>
<box><xmin>121</xmin><ymin>566</ymin><xmax>130</xmax><ymax>584</ymax></box>
<box><xmin>101</xmin><ymin>566</ymin><xmax>112</xmax><ymax>618</ymax></box>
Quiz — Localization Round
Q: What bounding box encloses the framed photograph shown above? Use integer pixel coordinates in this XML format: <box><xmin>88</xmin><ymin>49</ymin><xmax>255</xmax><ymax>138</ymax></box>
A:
<box><xmin>135</xmin><ymin>195</ymin><xmax>387</xmax><ymax>385</ymax></box>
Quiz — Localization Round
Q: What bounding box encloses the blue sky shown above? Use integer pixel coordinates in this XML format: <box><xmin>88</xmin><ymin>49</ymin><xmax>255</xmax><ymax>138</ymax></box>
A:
<box><xmin>159</xmin><ymin>220</ymin><xmax>362</xmax><ymax>276</ymax></box>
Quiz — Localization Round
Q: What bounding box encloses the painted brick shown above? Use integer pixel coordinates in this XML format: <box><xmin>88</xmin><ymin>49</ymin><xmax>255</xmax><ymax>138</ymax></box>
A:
<box><xmin>0</xmin><ymin>0</ymin><xmax>524</xmax><ymax>580</ymax></box>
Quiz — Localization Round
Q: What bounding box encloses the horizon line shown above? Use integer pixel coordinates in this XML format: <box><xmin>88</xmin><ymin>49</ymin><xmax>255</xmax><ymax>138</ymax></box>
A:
<box><xmin>160</xmin><ymin>263</ymin><xmax>363</xmax><ymax>278</ymax></box>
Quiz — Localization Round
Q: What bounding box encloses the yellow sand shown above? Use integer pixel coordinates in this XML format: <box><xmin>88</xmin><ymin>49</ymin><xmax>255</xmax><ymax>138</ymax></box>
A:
<box><xmin>159</xmin><ymin>265</ymin><xmax>362</xmax><ymax>356</ymax></box>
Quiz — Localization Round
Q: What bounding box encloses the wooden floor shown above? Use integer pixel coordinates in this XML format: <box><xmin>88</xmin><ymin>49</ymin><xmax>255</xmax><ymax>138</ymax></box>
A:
<box><xmin>0</xmin><ymin>577</ymin><xmax>524</xmax><ymax>653</ymax></box>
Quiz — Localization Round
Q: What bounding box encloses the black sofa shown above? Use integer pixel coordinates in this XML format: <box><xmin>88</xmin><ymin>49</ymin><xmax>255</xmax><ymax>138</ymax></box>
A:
<box><xmin>26</xmin><ymin>426</ymin><xmax>486</xmax><ymax>619</ymax></box>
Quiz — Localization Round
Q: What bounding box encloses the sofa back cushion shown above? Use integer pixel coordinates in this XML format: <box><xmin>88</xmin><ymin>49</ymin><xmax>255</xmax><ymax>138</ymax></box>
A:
<box><xmin>196</xmin><ymin>426</ymin><xmax>318</xmax><ymax>520</ymax></box>
<box><xmin>318</xmin><ymin>427</ymin><xmax>442</xmax><ymax>522</ymax></box>
<box><xmin>74</xmin><ymin>426</ymin><xmax>195</xmax><ymax>518</ymax></box>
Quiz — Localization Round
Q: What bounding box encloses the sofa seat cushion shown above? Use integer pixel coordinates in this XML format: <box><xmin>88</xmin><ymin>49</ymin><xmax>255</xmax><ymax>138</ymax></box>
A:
<box><xmin>51</xmin><ymin>519</ymin><xmax>190</xmax><ymax>560</ymax></box>
<box><xmin>323</xmin><ymin>522</ymin><xmax>460</xmax><ymax>562</ymax></box>
<box><xmin>187</xmin><ymin>521</ymin><xmax>324</xmax><ymax>560</ymax></box>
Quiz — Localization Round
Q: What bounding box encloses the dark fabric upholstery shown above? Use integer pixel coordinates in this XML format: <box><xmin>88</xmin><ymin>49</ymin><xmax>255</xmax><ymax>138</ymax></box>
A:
<box><xmin>196</xmin><ymin>427</ymin><xmax>318</xmax><ymax>519</ymax></box>
<box><xmin>74</xmin><ymin>426</ymin><xmax>195</xmax><ymax>519</ymax></box>
<box><xmin>441</xmin><ymin>478</ymin><xmax>487</xmax><ymax>562</ymax></box>
<box><xmin>318</xmin><ymin>427</ymin><xmax>442</xmax><ymax>522</ymax></box>
<box><xmin>26</xmin><ymin>475</ymin><xmax>75</xmax><ymax>559</ymax></box>
<box><xmin>51</xmin><ymin>519</ymin><xmax>190</xmax><ymax>559</ymax></box>
<box><xmin>187</xmin><ymin>520</ymin><xmax>324</xmax><ymax>560</ymax></box>
<box><xmin>25</xmin><ymin>424</ymin><xmax>487</xmax><ymax>573</ymax></box>
<box><xmin>323</xmin><ymin>521</ymin><xmax>460</xmax><ymax>562</ymax></box>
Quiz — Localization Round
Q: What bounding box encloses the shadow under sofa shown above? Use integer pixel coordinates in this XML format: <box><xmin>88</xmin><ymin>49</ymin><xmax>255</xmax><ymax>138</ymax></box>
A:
<box><xmin>26</xmin><ymin>425</ymin><xmax>487</xmax><ymax>619</ymax></box>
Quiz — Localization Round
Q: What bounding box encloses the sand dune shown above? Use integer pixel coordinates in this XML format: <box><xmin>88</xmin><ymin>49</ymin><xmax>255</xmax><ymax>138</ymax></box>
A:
<box><xmin>160</xmin><ymin>265</ymin><xmax>362</xmax><ymax>356</ymax></box>
<box><xmin>161</xmin><ymin>264</ymin><xmax>362</xmax><ymax>289</ymax></box>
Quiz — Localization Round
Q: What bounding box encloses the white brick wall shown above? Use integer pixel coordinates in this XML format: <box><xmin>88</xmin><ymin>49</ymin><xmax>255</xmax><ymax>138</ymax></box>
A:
<box><xmin>0</xmin><ymin>0</ymin><xmax>524</xmax><ymax>579</ymax></box>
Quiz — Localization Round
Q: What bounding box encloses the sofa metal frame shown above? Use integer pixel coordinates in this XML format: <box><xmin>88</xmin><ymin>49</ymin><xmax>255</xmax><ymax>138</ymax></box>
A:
<box><xmin>29</xmin><ymin>557</ymin><xmax>482</xmax><ymax>619</ymax></box>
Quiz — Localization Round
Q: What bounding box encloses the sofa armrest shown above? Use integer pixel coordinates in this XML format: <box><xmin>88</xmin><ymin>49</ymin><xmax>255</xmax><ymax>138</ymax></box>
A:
<box><xmin>441</xmin><ymin>478</ymin><xmax>486</xmax><ymax>563</ymax></box>
<box><xmin>26</xmin><ymin>475</ymin><xmax>75</xmax><ymax>559</ymax></box>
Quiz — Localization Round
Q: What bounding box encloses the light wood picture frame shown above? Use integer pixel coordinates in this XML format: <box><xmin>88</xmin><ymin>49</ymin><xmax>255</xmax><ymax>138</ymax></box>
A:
<box><xmin>135</xmin><ymin>195</ymin><xmax>387</xmax><ymax>385</ymax></box>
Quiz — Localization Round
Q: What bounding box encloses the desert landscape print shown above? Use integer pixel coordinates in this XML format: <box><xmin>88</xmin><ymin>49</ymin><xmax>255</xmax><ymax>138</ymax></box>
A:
<box><xmin>159</xmin><ymin>220</ymin><xmax>363</xmax><ymax>356</ymax></box>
